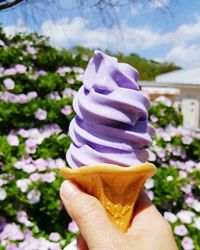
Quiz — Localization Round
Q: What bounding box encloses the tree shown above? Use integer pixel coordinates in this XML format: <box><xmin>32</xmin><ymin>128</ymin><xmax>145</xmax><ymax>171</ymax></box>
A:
<box><xmin>0</xmin><ymin>0</ymin><xmax>24</xmax><ymax>10</ymax></box>
<box><xmin>0</xmin><ymin>0</ymin><xmax>175</xmax><ymax>26</ymax></box>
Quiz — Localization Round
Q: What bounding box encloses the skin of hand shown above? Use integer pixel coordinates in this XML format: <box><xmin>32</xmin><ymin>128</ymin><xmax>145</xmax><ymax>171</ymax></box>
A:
<box><xmin>60</xmin><ymin>180</ymin><xmax>178</xmax><ymax>250</ymax></box>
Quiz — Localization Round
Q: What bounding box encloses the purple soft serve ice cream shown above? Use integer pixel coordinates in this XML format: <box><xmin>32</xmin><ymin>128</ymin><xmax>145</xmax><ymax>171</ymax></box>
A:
<box><xmin>67</xmin><ymin>50</ymin><xmax>154</xmax><ymax>168</ymax></box>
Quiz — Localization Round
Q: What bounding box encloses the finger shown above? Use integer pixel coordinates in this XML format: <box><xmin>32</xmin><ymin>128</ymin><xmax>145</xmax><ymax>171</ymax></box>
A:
<box><xmin>60</xmin><ymin>180</ymin><xmax>118</xmax><ymax>248</ymax></box>
<box><xmin>77</xmin><ymin>234</ymin><xmax>89</xmax><ymax>250</ymax></box>
<box><xmin>127</xmin><ymin>191</ymin><xmax>164</xmax><ymax>234</ymax></box>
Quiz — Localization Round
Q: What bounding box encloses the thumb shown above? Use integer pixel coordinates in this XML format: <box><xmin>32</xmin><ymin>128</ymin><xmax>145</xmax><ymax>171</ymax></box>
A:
<box><xmin>60</xmin><ymin>180</ymin><xmax>118</xmax><ymax>249</ymax></box>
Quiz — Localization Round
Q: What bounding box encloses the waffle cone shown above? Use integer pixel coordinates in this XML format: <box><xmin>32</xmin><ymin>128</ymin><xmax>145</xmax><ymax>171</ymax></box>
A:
<box><xmin>61</xmin><ymin>163</ymin><xmax>156</xmax><ymax>233</ymax></box>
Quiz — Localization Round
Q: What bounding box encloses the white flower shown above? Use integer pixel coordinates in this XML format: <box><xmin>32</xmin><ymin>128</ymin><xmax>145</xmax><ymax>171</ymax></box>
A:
<box><xmin>16</xmin><ymin>178</ymin><xmax>32</xmax><ymax>192</ymax></box>
<box><xmin>166</xmin><ymin>176</ymin><xmax>173</xmax><ymax>181</ymax></box>
<box><xmin>194</xmin><ymin>218</ymin><xmax>200</xmax><ymax>230</ymax></box>
<box><xmin>192</xmin><ymin>201</ymin><xmax>200</xmax><ymax>212</ymax></box>
<box><xmin>27</xmin><ymin>189</ymin><xmax>41</xmax><ymax>204</ymax></box>
<box><xmin>34</xmin><ymin>108</ymin><xmax>47</xmax><ymax>120</ymax></box>
<box><xmin>7</xmin><ymin>135</ymin><xmax>19</xmax><ymax>146</ymax></box>
<box><xmin>3</xmin><ymin>78</ymin><xmax>15</xmax><ymax>90</ymax></box>
<box><xmin>177</xmin><ymin>210</ymin><xmax>195</xmax><ymax>224</ymax></box>
<box><xmin>145</xmin><ymin>179</ymin><xmax>155</xmax><ymax>189</ymax></box>
<box><xmin>0</xmin><ymin>188</ymin><xmax>7</xmax><ymax>200</ymax></box>
<box><xmin>22</xmin><ymin>164</ymin><xmax>36</xmax><ymax>174</ymax></box>
<box><xmin>164</xmin><ymin>212</ymin><xmax>177</xmax><ymax>223</ymax></box>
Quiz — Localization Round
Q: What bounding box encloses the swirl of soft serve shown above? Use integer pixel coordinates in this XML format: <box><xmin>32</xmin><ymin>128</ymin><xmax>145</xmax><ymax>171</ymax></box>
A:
<box><xmin>67</xmin><ymin>50</ymin><xmax>154</xmax><ymax>168</ymax></box>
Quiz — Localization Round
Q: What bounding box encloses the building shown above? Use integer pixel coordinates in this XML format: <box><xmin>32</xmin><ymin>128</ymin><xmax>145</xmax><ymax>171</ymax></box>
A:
<box><xmin>139</xmin><ymin>67</ymin><xmax>200</xmax><ymax>128</ymax></box>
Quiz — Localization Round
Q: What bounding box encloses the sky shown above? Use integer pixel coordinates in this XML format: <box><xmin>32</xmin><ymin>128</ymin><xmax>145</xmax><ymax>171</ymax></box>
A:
<box><xmin>1</xmin><ymin>0</ymin><xmax>200</xmax><ymax>68</ymax></box>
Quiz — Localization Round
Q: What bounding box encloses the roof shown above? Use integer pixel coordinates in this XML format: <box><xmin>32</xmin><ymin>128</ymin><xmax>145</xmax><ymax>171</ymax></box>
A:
<box><xmin>155</xmin><ymin>67</ymin><xmax>200</xmax><ymax>85</ymax></box>
<box><xmin>142</xmin><ymin>87</ymin><xmax>180</xmax><ymax>95</ymax></box>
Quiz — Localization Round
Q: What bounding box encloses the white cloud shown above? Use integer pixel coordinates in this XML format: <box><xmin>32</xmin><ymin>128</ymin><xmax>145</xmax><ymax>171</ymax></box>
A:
<box><xmin>3</xmin><ymin>15</ymin><xmax>200</xmax><ymax>68</ymax></box>
<box><xmin>40</xmin><ymin>17</ymin><xmax>161</xmax><ymax>52</ymax></box>
<box><xmin>162</xmin><ymin>15</ymin><xmax>200</xmax><ymax>45</ymax></box>
<box><xmin>149</xmin><ymin>0</ymin><xmax>170</xmax><ymax>9</ymax></box>
<box><xmin>4</xmin><ymin>19</ymin><xmax>31</xmax><ymax>36</ymax></box>
<box><xmin>165</xmin><ymin>44</ymin><xmax>200</xmax><ymax>68</ymax></box>
<box><xmin>41</xmin><ymin>17</ymin><xmax>86</xmax><ymax>47</ymax></box>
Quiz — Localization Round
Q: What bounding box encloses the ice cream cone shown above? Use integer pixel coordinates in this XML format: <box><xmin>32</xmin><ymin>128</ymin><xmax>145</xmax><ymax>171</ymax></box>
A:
<box><xmin>61</xmin><ymin>163</ymin><xmax>156</xmax><ymax>233</ymax></box>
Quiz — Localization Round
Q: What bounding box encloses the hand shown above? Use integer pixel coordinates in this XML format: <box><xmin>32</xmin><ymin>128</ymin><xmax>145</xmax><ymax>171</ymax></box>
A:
<box><xmin>60</xmin><ymin>180</ymin><xmax>178</xmax><ymax>250</ymax></box>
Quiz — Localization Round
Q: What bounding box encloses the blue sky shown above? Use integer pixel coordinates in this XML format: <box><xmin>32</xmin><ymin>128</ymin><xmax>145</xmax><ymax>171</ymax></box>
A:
<box><xmin>1</xmin><ymin>0</ymin><xmax>200</xmax><ymax>68</ymax></box>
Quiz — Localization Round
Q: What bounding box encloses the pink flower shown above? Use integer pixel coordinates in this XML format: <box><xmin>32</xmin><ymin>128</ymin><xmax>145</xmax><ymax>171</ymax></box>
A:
<box><xmin>27</xmin><ymin>91</ymin><xmax>37</xmax><ymax>100</ymax></box>
<box><xmin>3</xmin><ymin>78</ymin><xmax>15</xmax><ymax>90</ymax></box>
<box><xmin>0</xmin><ymin>223</ymin><xmax>24</xmax><ymax>241</ymax></box>
<box><xmin>7</xmin><ymin>135</ymin><xmax>19</xmax><ymax>146</ymax></box>
<box><xmin>24</xmin><ymin>228</ymin><xmax>32</xmax><ymax>238</ymax></box>
<box><xmin>185</xmin><ymin>160</ymin><xmax>196</xmax><ymax>173</ymax></box>
<box><xmin>55</xmin><ymin>158</ymin><xmax>66</xmax><ymax>169</ymax></box>
<box><xmin>61</xmin><ymin>105</ymin><xmax>72</xmax><ymax>116</ymax></box>
<box><xmin>156</xmin><ymin>148</ymin><xmax>166</xmax><ymax>159</ymax></box>
<box><xmin>62</xmin><ymin>88</ymin><xmax>74</xmax><ymax>98</ymax></box>
<box><xmin>179</xmin><ymin>171</ymin><xmax>187</xmax><ymax>179</ymax></box>
<box><xmin>29</xmin><ymin>173</ymin><xmax>41</xmax><ymax>182</ymax></box>
<box><xmin>194</xmin><ymin>218</ymin><xmax>200</xmax><ymax>230</ymax></box>
<box><xmin>17</xmin><ymin>211</ymin><xmax>28</xmax><ymax>224</ymax></box>
<box><xmin>0</xmin><ymin>188</ymin><xmax>7</xmax><ymax>200</ymax></box>
<box><xmin>34</xmin><ymin>158</ymin><xmax>47</xmax><ymax>171</ymax></box>
<box><xmin>68</xmin><ymin>221</ymin><xmax>79</xmax><ymax>233</ymax></box>
<box><xmin>150</xmin><ymin>115</ymin><xmax>158</xmax><ymax>123</ymax></box>
<box><xmin>68</xmin><ymin>78</ymin><xmax>75</xmax><ymax>84</ymax></box>
<box><xmin>34</xmin><ymin>108</ymin><xmax>47</xmax><ymax>120</ymax></box>
<box><xmin>160</xmin><ymin>132</ymin><xmax>171</xmax><ymax>142</ymax></box>
<box><xmin>41</xmin><ymin>172</ymin><xmax>56</xmax><ymax>183</ymax></box>
<box><xmin>182</xmin><ymin>135</ymin><xmax>193</xmax><ymax>145</ymax></box>
<box><xmin>5</xmin><ymin>243</ymin><xmax>19</xmax><ymax>250</ymax></box>
<box><xmin>15</xmin><ymin>64</ymin><xmax>27</xmax><ymax>74</ymax></box>
<box><xmin>174</xmin><ymin>225</ymin><xmax>188</xmax><ymax>236</ymax></box>
<box><xmin>49</xmin><ymin>232</ymin><xmax>60</xmax><ymax>242</ymax></box>
<box><xmin>181</xmin><ymin>185</ymin><xmax>192</xmax><ymax>195</ymax></box>
<box><xmin>47</xmin><ymin>92</ymin><xmax>61</xmax><ymax>100</ymax></box>
<box><xmin>18</xmin><ymin>94</ymin><xmax>28</xmax><ymax>104</ymax></box>
<box><xmin>148</xmin><ymin>151</ymin><xmax>156</xmax><ymax>162</ymax></box>
<box><xmin>27</xmin><ymin>189</ymin><xmax>41</xmax><ymax>204</ymax></box>
<box><xmin>177</xmin><ymin>210</ymin><xmax>195</xmax><ymax>224</ymax></box>
<box><xmin>181</xmin><ymin>237</ymin><xmax>194</xmax><ymax>250</ymax></box>
<box><xmin>145</xmin><ymin>179</ymin><xmax>154</xmax><ymax>189</ymax></box>
<box><xmin>146</xmin><ymin>190</ymin><xmax>154</xmax><ymax>200</ymax></box>
<box><xmin>0</xmin><ymin>178</ymin><xmax>7</xmax><ymax>187</ymax></box>
<box><xmin>16</xmin><ymin>178</ymin><xmax>32</xmax><ymax>192</ymax></box>
<box><xmin>4</xmin><ymin>68</ymin><xmax>17</xmax><ymax>75</ymax></box>
<box><xmin>25</xmin><ymin>139</ymin><xmax>37</xmax><ymax>154</ymax></box>
<box><xmin>172</xmin><ymin>146</ymin><xmax>182</xmax><ymax>156</ymax></box>
<box><xmin>46</xmin><ymin>158</ymin><xmax>57</xmax><ymax>169</ymax></box>
<box><xmin>22</xmin><ymin>164</ymin><xmax>36</xmax><ymax>174</ymax></box>
<box><xmin>17</xmin><ymin>211</ymin><xmax>33</xmax><ymax>227</ymax></box>
<box><xmin>164</xmin><ymin>212</ymin><xmax>177</xmax><ymax>223</ymax></box>
<box><xmin>27</xmin><ymin>46</ymin><xmax>38</xmax><ymax>55</ymax></box>
<box><xmin>18</xmin><ymin>129</ymin><xmax>30</xmax><ymax>138</ymax></box>
<box><xmin>57</xmin><ymin>66</ymin><xmax>71</xmax><ymax>76</ymax></box>
<box><xmin>185</xmin><ymin>196</ymin><xmax>195</xmax><ymax>206</ymax></box>
<box><xmin>192</xmin><ymin>200</ymin><xmax>200</xmax><ymax>212</ymax></box>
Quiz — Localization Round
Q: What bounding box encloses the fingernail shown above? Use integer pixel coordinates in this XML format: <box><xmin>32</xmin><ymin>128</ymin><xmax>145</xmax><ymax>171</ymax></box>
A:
<box><xmin>60</xmin><ymin>180</ymin><xmax>79</xmax><ymax>200</ymax></box>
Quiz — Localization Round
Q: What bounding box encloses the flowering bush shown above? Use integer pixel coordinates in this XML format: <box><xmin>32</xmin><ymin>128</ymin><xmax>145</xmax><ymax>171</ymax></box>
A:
<box><xmin>0</xmin><ymin>29</ymin><xmax>199</xmax><ymax>249</ymax></box>
<box><xmin>147</xmin><ymin>98</ymin><xmax>200</xmax><ymax>250</ymax></box>
<box><xmin>0</xmin><ymin>29</ymin><xmax>85</xmax><ymax>249</ymax></box>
